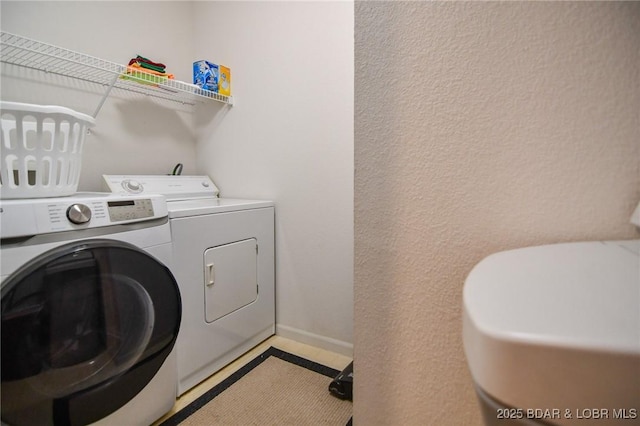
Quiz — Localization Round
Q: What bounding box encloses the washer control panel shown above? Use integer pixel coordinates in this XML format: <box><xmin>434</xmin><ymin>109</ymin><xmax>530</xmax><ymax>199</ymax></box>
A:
<box><xmin>0</xmin><ymin>193</ymin><xmax>168</xmax><ymax>239</ymax></box>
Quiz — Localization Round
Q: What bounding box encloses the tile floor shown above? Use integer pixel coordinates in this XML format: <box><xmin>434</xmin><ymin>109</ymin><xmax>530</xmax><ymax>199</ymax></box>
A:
<box><xmin>154</xmin><ymin>335</ymin><xmax>353</xmax><ymax>425</ymax></box>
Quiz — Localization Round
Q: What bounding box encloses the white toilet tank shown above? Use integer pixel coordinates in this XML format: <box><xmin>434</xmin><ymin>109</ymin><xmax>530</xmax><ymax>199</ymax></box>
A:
<box><xmin>463</xmin><ymin>239</ymin><xmax>640</xmax><ymax>426</ymax></box>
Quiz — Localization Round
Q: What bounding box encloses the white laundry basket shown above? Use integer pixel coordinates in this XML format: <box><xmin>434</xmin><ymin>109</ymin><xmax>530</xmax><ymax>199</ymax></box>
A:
<box><xmin>0</xmin><ymin>101</ymin><xmax>95</xmax><ymax>199</ymax></box>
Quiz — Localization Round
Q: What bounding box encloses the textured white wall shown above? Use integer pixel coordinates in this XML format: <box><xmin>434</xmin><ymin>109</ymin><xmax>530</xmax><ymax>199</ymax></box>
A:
<box><xmin>355</xmin><ymin>2</ymin><xmax>639</xmax><ymax>425</ymax></box>
<box><xmin>1</xmin><ymin>1</ymin><xmax>198</xmax><ymax>190</ymax></box>
<box><xmin>192</xmin><ymin>2</ymin><xmax>354</xmax><ymax>353</ymax></box>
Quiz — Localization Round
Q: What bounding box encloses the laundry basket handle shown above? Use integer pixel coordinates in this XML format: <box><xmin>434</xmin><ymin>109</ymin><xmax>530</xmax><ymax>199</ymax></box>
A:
<box><xmin>0</xmin><ymin>101</ymin><xmax>95</xmax><ymax>126</ymax></box>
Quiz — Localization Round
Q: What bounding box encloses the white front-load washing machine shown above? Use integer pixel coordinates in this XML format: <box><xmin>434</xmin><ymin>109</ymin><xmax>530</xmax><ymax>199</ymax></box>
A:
<box><xmin>102</xmin><ymin>175</ymin><xmax>275</xmax><ymax>395</ymax></box>
<box><xmin>0</xmin><ymin>193</ymin><xmax>181</xmax><ymax>426</ymax></box>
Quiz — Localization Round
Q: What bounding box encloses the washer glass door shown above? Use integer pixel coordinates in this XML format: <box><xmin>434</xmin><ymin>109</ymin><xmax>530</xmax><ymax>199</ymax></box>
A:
<box><xmin>1</xmin><ymin>239</ymin><xmax>181</xmax><ymax>426</ymax></box>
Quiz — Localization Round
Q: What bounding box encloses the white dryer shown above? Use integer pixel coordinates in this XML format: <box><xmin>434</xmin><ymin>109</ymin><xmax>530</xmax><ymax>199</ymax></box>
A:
<box><xmin>103</xmin><ymin>175</ymin><xmax>275</xmax><ymax>395</ymax></box>
<box><xmin>0</xmin><ymin>193</ymin><xmax>181</xmax><ymax>426</ymax></box>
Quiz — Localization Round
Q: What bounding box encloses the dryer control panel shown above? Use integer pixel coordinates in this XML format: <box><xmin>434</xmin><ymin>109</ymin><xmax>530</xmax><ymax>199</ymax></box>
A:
<box><xmin>103</xmin><ymin>175</ymin><xmax>220</xmax><ymax>200</ymax></box>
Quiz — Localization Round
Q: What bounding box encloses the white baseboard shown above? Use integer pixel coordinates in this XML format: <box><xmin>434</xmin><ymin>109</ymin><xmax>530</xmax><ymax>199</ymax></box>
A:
<box><xmin>276</xmin><ymin>324</ymin><xmax>353</xmax><ymax>357</ymax></box>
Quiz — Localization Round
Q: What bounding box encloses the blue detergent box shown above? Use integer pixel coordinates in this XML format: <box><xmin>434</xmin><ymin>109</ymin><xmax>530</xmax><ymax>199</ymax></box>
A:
<box><xmin>193</xmin><ymin>60</ymin><xmax>219</xmax><ymax>92</ymax></box>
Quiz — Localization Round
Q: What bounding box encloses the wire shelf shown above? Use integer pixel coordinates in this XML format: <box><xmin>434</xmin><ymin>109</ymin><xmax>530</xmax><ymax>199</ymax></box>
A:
<box><xmin>0</xmin><ymin>31</ymin><xmax>233</xmax><ymax>116</ymax></box>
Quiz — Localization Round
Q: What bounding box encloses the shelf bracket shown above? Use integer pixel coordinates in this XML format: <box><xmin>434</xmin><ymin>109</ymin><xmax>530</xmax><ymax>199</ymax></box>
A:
<box><xmin>93</xmin><ymin>73</ymin><xmax>120</xmax><ymax>118</ymax></box>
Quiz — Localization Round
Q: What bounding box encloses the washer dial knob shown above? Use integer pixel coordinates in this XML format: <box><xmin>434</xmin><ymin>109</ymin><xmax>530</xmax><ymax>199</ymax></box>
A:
<box><xmin>67</xmin><ymin>204</ymin><xmax>92</xmax><ymax>224</ymax></box>
<box><xmin>122</xmin><ymin>179</ymin><xmax>143</xmax><ymax>193</ymax></box>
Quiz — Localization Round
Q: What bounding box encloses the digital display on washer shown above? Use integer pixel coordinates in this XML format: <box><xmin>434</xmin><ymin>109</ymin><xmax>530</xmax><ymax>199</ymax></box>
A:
<box><xmin>107</xmin><ymin>200</ymin><xmax>136</xmax><ymax>207</ymax></box>
<box><xmin>107</xmin><ymin>199</ymin><xmax>154</xmax><ymax>222</ymax></box>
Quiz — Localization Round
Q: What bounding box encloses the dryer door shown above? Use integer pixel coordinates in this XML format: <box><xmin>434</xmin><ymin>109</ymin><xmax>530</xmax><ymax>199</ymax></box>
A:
<box><xmin>203</xmin><ymin>238</ymin><xmax>258</xmax><ymax>323</ymax></box>
<box><xmin>1</xmin><ymin>239</ymin><xmax>181</xmax><ymax>426</ymax></box>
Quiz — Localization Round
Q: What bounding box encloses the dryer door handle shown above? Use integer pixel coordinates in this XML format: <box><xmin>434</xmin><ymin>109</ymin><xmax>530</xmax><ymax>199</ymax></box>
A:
<box><xmin>206</xmin><ymin>263</ymin><xmax>215</xmax><ymax>286</ymax></box>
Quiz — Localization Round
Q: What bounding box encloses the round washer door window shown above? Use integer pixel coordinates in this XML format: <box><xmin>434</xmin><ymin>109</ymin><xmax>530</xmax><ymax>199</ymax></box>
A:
<box><xmin>1</xmin><ymin>239</ymin><xmax>181</xmax><ymax>426</ymax></box>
